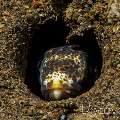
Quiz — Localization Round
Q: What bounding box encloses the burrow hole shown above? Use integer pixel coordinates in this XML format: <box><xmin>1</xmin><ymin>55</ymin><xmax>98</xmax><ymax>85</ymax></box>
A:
<box><xmin>25</xmin><ymin>19</ymin><xmax>102</xmax><ymax>100</ymax></box>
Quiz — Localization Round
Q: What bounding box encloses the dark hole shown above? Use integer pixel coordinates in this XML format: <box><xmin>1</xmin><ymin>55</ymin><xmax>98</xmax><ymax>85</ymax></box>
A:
<box><xmin>92</xmin><ymin>0</ymin><xmax>96</xmax><ymax>3</ymax></box>
<box><xmin>25</xmin><ymin>20</ymin><xmax>102</xmax><ymax>100</ymax></box>
<box><xmin>52</xmin><ymin>0</ymin><xmax>73</xmax><ymax>9</ymax></box>
<box><xmin>25</xmin><ymin>20</ymin><xmax>70</xmax><ymax>99</ymax></box>
<box><xmin>94</xmin><ymin>13</ymin><xmax>100</xmax><ymax>21</ymax></box>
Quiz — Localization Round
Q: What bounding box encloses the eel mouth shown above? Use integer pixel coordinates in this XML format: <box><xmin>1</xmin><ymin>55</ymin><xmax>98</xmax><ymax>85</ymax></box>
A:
<box><xmin>41</xmin><ymin>87</ymin><xmax>81</xmax><ymax>101</ymax></box>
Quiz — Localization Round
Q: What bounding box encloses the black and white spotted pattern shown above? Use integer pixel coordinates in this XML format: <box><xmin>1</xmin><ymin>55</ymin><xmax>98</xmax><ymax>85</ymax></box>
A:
<box><xmin>39</xmin><ymin>45</ymin><xmax>88</xmax><ymax>100</ymax></box>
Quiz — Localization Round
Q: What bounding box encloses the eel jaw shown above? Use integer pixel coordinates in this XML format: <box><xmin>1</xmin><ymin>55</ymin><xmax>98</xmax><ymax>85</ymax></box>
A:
<box><xmin>49</xmin><ymin>89</ymin><xmax>62</xmax><ymax>100</ymax></box>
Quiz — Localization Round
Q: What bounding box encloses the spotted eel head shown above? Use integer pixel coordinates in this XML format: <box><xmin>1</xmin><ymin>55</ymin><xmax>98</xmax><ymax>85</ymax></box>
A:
<box><xmin>39</xmin><ymin>45</ymin><xmax>87</xmax><ymax>100</ymax></box>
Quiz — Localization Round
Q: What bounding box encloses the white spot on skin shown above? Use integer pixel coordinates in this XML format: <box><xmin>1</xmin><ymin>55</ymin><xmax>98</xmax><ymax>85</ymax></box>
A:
<box><xmin>43</xmin><ymin>80</ymin><xmax>48</xmax><ymax>87</ymax></box>
<box><xmin>68</xmin><ymin>79</ymin><xmax>73</xmax><ymax>86</ymax></box>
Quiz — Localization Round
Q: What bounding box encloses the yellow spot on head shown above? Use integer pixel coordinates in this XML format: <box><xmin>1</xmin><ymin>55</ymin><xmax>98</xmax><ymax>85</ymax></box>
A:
<box><xmin>45</xmin><ymin>71</ymin><xmax>71</xmax><ymax>89</ymax></box>
<box><xmin>52</xmin><ymin>79</ymin><xmax>61</xmax><ymax>88</ymax></box>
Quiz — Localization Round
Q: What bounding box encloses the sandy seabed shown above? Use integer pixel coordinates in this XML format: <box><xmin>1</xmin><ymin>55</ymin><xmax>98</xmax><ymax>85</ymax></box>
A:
<box><xmin>0</xmin><ymin>0</ymin><xmax>120</xmax><ymax>120</ymax></box>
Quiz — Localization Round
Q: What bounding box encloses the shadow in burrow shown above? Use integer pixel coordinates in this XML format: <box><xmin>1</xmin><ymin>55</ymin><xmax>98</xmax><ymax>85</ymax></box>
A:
<box><xmin>25</xmin><ymin>19</ymin><xmax>70</xmax><ymax>99</ymax></box>
<box><xmin>67</xmin><ymin>29</ymin><xmax>103</xmax><ymax>94</ymax></box>
<box><xmin>15</xmin><ymin>19</ymin><xmax>103</xmax><ymax>100</ymax></box>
